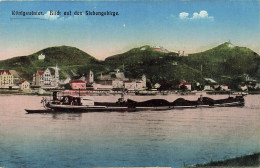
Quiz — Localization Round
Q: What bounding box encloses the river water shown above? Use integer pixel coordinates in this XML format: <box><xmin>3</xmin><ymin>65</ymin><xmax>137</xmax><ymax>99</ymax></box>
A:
<box><xmin>0</xmin><ymin>94</ymin><xmax>259</xmax><ymax>168</ymax></box>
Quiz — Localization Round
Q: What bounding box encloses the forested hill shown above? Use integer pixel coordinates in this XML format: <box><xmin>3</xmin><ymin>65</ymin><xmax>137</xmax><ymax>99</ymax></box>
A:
<box><xmin>0</xmin><ymin>46</ymin><xmax>105</xmax><ymax>80</ymax></box>
<box><xmin>0</xmin><ymin>43</ymin><xmax>259</xmax><ymax>88</ymax></box>
<box><xmin>104</xmin><ymin>43</ymin><xmax>260</xmax><ymax>86</ymax></box>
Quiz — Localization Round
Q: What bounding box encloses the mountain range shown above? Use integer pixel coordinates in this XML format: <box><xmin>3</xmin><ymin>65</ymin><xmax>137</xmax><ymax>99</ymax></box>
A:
<box><xmin>0</xmin><ymin>42</ymin><xmax>259</xmax><ymax>89</ymax></box>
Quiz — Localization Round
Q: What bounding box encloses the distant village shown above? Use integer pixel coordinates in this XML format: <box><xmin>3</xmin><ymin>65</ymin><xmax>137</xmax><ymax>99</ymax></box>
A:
<box><xmin>0</xmin><ymin>52</ymin><xmax>260</xmax><ymax>94</ymax></box>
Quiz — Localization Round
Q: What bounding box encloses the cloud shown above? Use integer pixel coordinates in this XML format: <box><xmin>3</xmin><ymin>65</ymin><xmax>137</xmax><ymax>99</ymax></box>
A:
<box><xmin>179</xmin><ymin>10</ymin><xmax>214</xmax><ymax>21</ymax></box>
<box><xmin>179</xmin><ymin>12</ymin><xmax>189</xmax><ymax>19</ymax></box>
<box><xmin>39</xmin><ymin>11</ymin><xmax>88</xmax><ymax>22</ymax></box>
<box><xmin>43</xmin><ymin>11</ymin><xmax>60</xmax><ymax>20</ymax></box>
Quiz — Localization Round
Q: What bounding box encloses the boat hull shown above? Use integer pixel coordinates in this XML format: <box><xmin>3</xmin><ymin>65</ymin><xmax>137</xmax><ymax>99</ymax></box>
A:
<box><xmin>25</xmin><ymin>100</ymin><xmax>244</xmax><ymax>114</ymax></box>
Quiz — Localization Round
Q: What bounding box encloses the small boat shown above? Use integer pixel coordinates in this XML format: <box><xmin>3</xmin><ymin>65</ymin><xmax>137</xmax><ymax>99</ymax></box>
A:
<box><xmin>25</xmin><ymin>91</ymin><xmax>245</xmax><ymax>113</ymax></box>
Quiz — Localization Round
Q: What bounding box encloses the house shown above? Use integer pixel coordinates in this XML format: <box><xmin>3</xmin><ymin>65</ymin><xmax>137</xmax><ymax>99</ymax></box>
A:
<box><xmin>204</xmin><ymin>85</ymin><xmax>213</xmax><ymax>91</ymax></box>
<box><xmin>253</xmin><ymin>83</ymin><xmax>260</xmax><ymax>89</ymax></box>
<box><xmin>96</xmin><ymin>69</ymin><xmax>146</xmax><ymax>91</ymax></box>
<box><xmin>38</xmin><ymin>53</ymin><xmax>45</xmax><ymax>60</ymax></box>
<box><xmin>0</xmin><ymin>70</ymin><xmax>14</xmax><ymax>88</ymax></box>
<box><xmin>92</xmin><ymin>83</ymin><xmax>113</xmax><ymax>90</ymax></box>
<box><xmin>112</xmin><ymin>79</ymin><xmax>124</xmax><ymax>88</ymax></box>
<box><xmin>154</xmin><ymin>83</ymin><xmax>161</xmax><ymax>89</ymax></box>
<box><xmin>123</xmin><ymin>81</ymin><xmax>136</xmax><ymax>90</ymax></box>
<box><xmin>135</xmin><ymin>81</ymin><xmax>143</xmax><ymax>90</ymax></box>
<box><xmin>19</xmin><ymin>80</ymin><xmax>30</xmax><ymax>91</ymax></box>
<box><xmin>123</xmin><ymin>79</ymin><xmax>146</xmax><ymax>91</ymax></box>
<box><xmin>33</xmin><ymin>66</ymin><xmax>59</xmax><ymax>88</ymax></box>
<box><xmin>221</xmin><ymin>84</ymin><xmax>229</xmax><ymax>91</ymax></box>
<box><xmin>240</xmin><ymin>84</ymin><xmax>248</xmax><ymax>91</ymax></box>
<box><xmin>179</xmin><ymin>82</ymin><xmax>191</xmax><ymax>91</ymax></box>
<box><xmin>70</xmin><ymin>80</ymin><xmax>86</xmax><ymax>90</ymax></box>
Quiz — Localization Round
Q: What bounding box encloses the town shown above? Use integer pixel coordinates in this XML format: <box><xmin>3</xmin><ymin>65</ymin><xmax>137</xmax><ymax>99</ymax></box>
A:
<box><xmin>0</xmin><ymin>53</ymin><xmax>259</xmax><ymax>95</ymax></box>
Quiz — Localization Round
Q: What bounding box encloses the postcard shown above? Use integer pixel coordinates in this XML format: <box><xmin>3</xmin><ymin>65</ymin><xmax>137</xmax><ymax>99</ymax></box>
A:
<box><xmin>0</xmin><ymin>0</ymin><xmax>259</xmax><ymax>168</ymax></box>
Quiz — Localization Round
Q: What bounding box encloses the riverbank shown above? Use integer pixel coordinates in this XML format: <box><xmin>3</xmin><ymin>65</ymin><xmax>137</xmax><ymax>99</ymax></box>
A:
<box><xmin>190</xmin><ymin>153</ymin><xmax>260</xmax><ymax>167</ymax></box>
<box><xmin>1</xmin><ymin>90</ymin><xmax>260</xmax><ymax>96</ymax></box>
<box><xmin>0</xmin><ymin>90</ymin><xmax>52</xmax><ymax>96</ymax></box>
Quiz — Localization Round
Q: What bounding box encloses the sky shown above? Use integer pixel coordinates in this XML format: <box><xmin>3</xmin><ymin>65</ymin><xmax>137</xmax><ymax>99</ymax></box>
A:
<box><xmin>0</xmin><ymin>0</ymin><xmax>259</xmax><ymax>60</ymax></box>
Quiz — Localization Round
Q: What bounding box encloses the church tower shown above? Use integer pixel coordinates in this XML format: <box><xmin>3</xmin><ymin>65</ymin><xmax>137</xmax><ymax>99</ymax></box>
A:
<box><xmin>142</xmin><ymin>74</ymin><xmax>146</xmax><ymax>88</ymax></box>
<box><xmin>54</xmin><ymin>65</ymin><xmax>59</xmax><ymax>86</ymax></box>
<box><xmin>88</xmin><ymin>70</ymin><xmax>94</xmax><ymax>84</ymax></box>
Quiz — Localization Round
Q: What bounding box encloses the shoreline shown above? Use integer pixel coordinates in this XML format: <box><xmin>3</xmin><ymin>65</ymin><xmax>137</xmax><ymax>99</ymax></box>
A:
<box><xmin>189</xmin><ymin>153</ymin><xmax>260</xmax><ymax>167</ymax></box>
<box><xmin>0</xmin><ymin>90</ymin><xmax>259</xmax><ymax>96</ymax></box>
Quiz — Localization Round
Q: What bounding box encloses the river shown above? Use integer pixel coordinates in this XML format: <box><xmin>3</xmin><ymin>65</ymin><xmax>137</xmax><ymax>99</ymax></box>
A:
<box><xmin>0</xmin><ymin>94</ymin><xmax>259</xmax><ymax>167</ymax></box>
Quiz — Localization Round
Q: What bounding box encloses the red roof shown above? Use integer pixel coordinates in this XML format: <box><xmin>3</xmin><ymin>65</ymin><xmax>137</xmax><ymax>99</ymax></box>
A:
<box><xmin>70</xmin><ymin>80</ymin><xmax>85</xmax><ymax>84</ymax></box>
<box><xmin>124</xmin><ymin>80</ymin><xmax>133</xmax><ymax>83</ymax></box>
<box><xmin>154</xmin><ymin>48</ymin><xmax>162</xmax><ymax>50</ymax></box>
<box><xmin>37</xmin><ymin>71</ymin><xmax>54</xmax><ymax>75</ymax></box>
<box><xmin>222</xmin><ymin>84</ymin><xmax>228</xmax><ymax>86</ymax></box>
<box><xmin>0</xmin><ymin>70</ymin><xmax>11</xmax><ymax>75</ymax></box>
<box><xmin>179</xmin><ymin>82</ymin><xmax>191</xmax><ymax>86</ymax></box>
<box><xmin>19</xmin><ymin>80</ymin><xmax>25</xmax><ymax>84</ymax></box>
<box><xmin>38</xmin><ymin>71</ymin><xmax>44</xmax><ymax>75</ymax></box>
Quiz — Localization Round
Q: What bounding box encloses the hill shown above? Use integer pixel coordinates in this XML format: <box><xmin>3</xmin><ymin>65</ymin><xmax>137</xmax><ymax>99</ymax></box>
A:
<box><xmin>104</xmin><ymin>43</ymin><xmax>260</xmax><ymax>88</ymax></box>
<box><xmin>181</xmin><ymin>42</ymin><xmax>260</xmax><ymax>88</ymax></box>
<box><xmin>0</xmin><ymin>43</ymin><xmax>259</xmax><ymax>89</ymax></box>
<box><xmin>0</xmin><ymin>46</ymin><xmax>105</xmax><ymax>80</ymax></box>
<box><xmin>104</xmin><ymin>45</ymin><xmax>204</xmax><ymax>85</ymax></box>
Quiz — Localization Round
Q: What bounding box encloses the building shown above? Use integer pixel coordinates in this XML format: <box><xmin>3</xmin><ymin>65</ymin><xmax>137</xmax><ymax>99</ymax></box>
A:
<box><xmin>178</xmin><ymin>50</ymin><xmax>188</xmax><ymax>56</ymax></box>
<box><xmin>221</xmin><ymin>84</ymin><xmax>229</xmax><ymax>91</ymax></box>
<box><xmin>123</xmin><ymin>81</ymin><xmax>135</xmax><ymax>90</ymax></box>
<box><xmin>98</xmin><ymin>69</ymin><xmax>127</xmax><ymax>81</ymax></box>
<box><xmin>204</xmin><ymin>85</ymin><xmax>213</xmax><ymax>91</ymax></box>
<box><xmin>240</xmin><ymin>84</ymin><xmax>248</xmax><ymax>91</ymax></box>
<box><xmin>9</xmin><ymin>70</ymin><xmax>22</xmax><ymax>85</ymax></box>
<box><xmin>38</xmin><ymin>53</ymin><xmax>45</xmax><ymax>60</ymax></box>
<box><xmin>87</xmin><ymin>70</ymin><xmax>94</xmax><ymax>84</ymax></box>
<box><xmin>92</xmin><ymin>83</ymin><xmax>113</xmax><ymax>90</ymax></box>
<box><xmin>33</xmin><ymin>66</ymin><xmax>59</xmax><ymax>88</ymax></box>
<box><xmin>112</xmin><ymin>79</ymin><xmax>124</xmax><ymax>88</ymax></box>
<box><xmin>70</xmin><ymin>80</ymin><xmax>86</xmax><ymax>90</ymax></box>
<box><xmin>0</xmin><ymin>70</ymin><xmax>14</xmax><ymax>88</ymax></box>
<box><xmin>123</xmin><ymin>80</ymin><xmax>146</xmax><ymax>91</ymax></box>
<box><xmin>179</xmin><ymin>82</ymin><xmax>191</xmax><ymax>91</ymax></box>
<box><xmin>96</xmin><ymin>69</ymin><xmax>146</xmax><ymax>91</ymax></box>
<box><xmin>19</xmin><ymin>80</ymin><xmax>30</xmax><ymax>91</ymax></box>
<box><xmin>141</xmin><ymin>74</ymin><xmax>146</xmax><ymax>89</ymax></box>
<box><xmin>153</xmin><ymin>46</ymin><xmax>169</xmax><ymax>53</ymax></box>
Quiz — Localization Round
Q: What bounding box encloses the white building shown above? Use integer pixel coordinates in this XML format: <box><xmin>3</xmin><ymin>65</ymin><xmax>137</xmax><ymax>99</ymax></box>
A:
<box><xmin>33</xmin><ymin>66</ymin><xmax>59</xmax><ymax>88</ymax></box>
<box><xmin>123</xmin><ymin>79</ymin><xmax>146</xmax><ymax>91</ymax></box>
<box><xmin>221</xmin><ymin>84</ymin><xmax>229</xmax><ymax>91</ymax></box>
<box><xmin>0</xmin><ymin>70</ymin><xmax>13</xmax><ymax>88</ymax></box>
<box><xmin>38</xmin><ymin>54</ymin><xmax>45</xmax><ymax>60</ymax></box>
<box><xmin>240</xmin><ymin>84</ymin><xmax>248</xmax><ymax>91</ymax></box>
<box><xmin>19</xmin><ymin>80</ymin><xmax>30</xmax><ymax>91</ymax></box>
<box><xmin>92</xmin><ymin>83</ymin><xmax>113</xmax><ymax>90</ymax></box>
<box><xmin>204</xmin><ymin>85</ymin><xmax>213</xmax><ymax>91</ymax></box>
<box><xmin>87</xmin><ymin>70</ymin><xmax>94</xmax><ymax>84</ymax></box>
<box><xmin>112</xmin><ymin>79</ymin><xmax>124</xmax><ymax>88</ymax></box>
